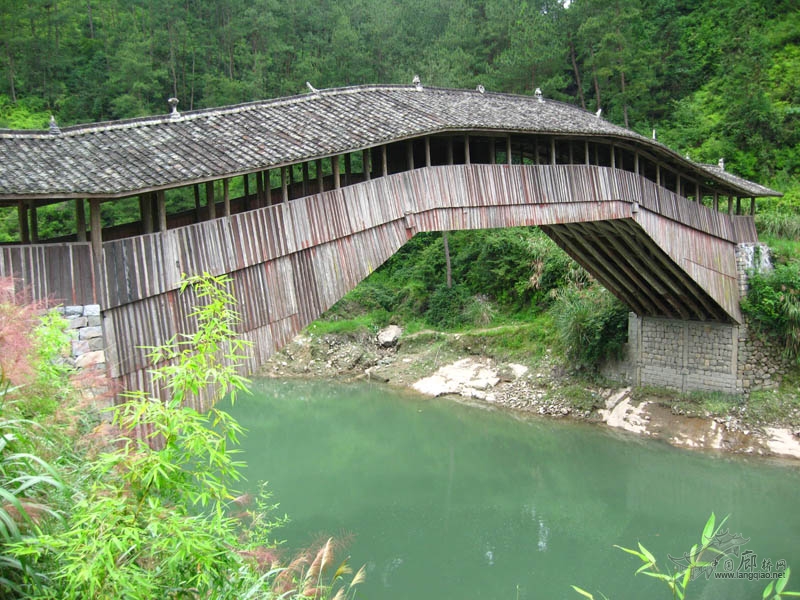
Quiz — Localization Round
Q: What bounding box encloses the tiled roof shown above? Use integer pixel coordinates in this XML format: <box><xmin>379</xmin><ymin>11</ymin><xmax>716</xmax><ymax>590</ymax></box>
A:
<box><xmin>0</xmin><ymin>84</ymin><xmax>781</xmax><ymax>199</ymax></box>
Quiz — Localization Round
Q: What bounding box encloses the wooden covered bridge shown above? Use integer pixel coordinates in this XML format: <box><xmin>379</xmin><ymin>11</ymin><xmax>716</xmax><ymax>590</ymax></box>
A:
<box><xmin>0</xmin><ymin>84</ymin><xmax>781</xmax><ymax>402</ymax></box>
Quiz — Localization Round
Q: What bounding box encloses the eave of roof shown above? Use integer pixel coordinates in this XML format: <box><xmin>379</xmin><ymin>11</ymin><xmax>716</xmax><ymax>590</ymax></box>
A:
<box><xmin>0</xmin><ymin>84</ymin><xmax>782</xmax><ymax>201</ymax></box>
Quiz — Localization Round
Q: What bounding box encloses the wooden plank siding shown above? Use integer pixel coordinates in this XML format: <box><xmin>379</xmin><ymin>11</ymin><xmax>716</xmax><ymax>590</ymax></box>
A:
<box><xmin>0</xmin><ymin>164</ymin><xmax>758</xmax><ymax>402</ymax></box>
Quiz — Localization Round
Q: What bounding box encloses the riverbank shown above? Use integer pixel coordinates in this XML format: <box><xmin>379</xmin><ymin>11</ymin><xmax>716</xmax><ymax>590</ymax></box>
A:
<box><xmin>261</xmin><ymin>326</ymin><xmax>800</xmax><ymax>461</ymax></box>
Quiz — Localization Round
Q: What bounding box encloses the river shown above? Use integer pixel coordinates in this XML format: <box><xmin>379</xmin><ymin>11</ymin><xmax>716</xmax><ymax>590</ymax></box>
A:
<box><xmin>221</xmin><ymin>378</ymin><xmax>800</xmax><ymax>600</ymax></box>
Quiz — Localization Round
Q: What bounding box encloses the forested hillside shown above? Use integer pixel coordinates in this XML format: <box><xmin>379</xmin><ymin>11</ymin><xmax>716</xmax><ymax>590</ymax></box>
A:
<box><xmin>1</xmin><ymin>0</ymin><xmax>798</xmax><ymax>190</ymax></box>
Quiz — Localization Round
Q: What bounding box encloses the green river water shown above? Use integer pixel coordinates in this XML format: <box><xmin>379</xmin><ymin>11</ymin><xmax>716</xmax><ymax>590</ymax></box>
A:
<box><xmin>222</xmin><ymin>378</ymin><xmax>800</xmax><ymax>600</ymax></box>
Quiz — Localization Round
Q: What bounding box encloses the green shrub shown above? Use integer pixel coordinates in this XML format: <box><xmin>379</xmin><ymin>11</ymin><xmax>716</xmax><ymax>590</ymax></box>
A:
<box><xmin>425</xmin><ymin>283</ymin><xmax>471</xmax><ymax>328</ymax></box>
<box><xmin>742</xmin><ymin>260</ymin><xmax>800</xmax><ymax>362</ymax></box>
<box><xmin>550</xmin><ymin>286</ymin><xmax>629</xmax><ymax>371</ymax></box>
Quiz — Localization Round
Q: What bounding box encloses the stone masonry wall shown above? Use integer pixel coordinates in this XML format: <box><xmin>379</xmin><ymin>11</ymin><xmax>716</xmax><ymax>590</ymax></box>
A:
<box><xmin>625</xmin><ymin>313</ymin><xmax>790</xmax><ymax>395</ymax></box>
<box><xmin>57</xmin><ymin>304</ymin><xmax>107</xmax><ymax>372</ymax></box>
<box><xmin>629</xmin><ymin>314</ymin><xmax>739</xmax><ymax>394</ymax></box>
<box><xmin>737</xmin><ymin>317</ymin><xmax>792</xmax><ymax>391</ymax></box>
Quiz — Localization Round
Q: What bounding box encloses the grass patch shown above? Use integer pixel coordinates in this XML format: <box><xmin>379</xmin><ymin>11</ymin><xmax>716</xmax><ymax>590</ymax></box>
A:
<box><xmin>632</xmin><ymin>386</ymin><xmax>746</xmax><ymax>417</ymax></box>
<box><xmin>556</xmin><ymin>384</ymin><xmax>603</xmax><ymax>412</ymax></box>
<box><xmin>306</xmin><ymin>311</ymin><xmax>391</xmax><ymax>336</ymax></box>
<box><xmin>745</xmin><ymin>390</ymin><xmax>800</xmax><ymax>426</ymax></box>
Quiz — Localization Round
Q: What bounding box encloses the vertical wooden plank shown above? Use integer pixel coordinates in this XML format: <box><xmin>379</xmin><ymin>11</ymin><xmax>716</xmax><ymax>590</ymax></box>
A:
<box><xmin>506</xmin><ymin>134</ymin><xmax>512</xmax><ymax>165</ymax></box>
<box><xmin>464</xmin><ymin>134</ymin><xmax>470</xmax><ymax>165</ymax></box>
<box><xmin>281</xmin><ymin>167</ymin><xmax>289</xmax><ymax>203</ymax></box>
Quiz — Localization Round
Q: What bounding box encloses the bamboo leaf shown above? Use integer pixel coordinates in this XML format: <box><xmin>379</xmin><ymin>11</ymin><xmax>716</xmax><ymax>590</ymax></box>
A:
<box><xmin>702</xmin><ymin>512</ymin><xmax>716</xmax><ymax>545</ymax></box>
<box><xmin>614</xmin><ymin>544</ymin><xmax>647</xmax><ymax>562</ymax></box>
<box><xmin>571</xmin><ymin>585</ymin><xmax>595</xmax><ymax>599</ymax></box>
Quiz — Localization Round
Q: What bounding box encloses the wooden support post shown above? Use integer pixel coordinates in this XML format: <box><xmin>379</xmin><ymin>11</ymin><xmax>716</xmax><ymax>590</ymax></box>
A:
<box><xmin>425</xmin><ymin>137</ymin><xmax>432</xmax><ymax>167</ymax></box>
<box><xmin>728</xmin><ymin>196</ymin><xmax>734</xmax><ymax>215</ymax></box>
<box><xmin>156</xmin><ymin>190</ymin><xmax>167</xmax><ymax>232</ymax></box>
<box><xmin>302</xmin><ymin>162</ymin><xmax>310</xmax><ymax>196</ymax></box>
<box><xmin>29</xmin><ymin>203</ymin><xmax>38</xmax><ymax>242</ymax></box>
<box><xmin>281</xmin><ymin>167</ymin><xmax>289</xmax><ymax>203</ymax></box>
<box><xmin>695</xmin><ymin>181</ymin><xmax>700</xmax><ymax>203</ymax></box>
<box><xmin>344</xmin><ymin>154</ymin><xmax>352</xmax><ymax>185</ymax></box>
<box><xmin>736</xmin><ymin>196</ymin><xmax>742</xmax><ymax>215</ymax></box>
<box><xmin>594</xmin><ymin>143</ymin><xmax>599</xmax><ymax>165</ymax></box>
<box><xmin>676</xmin><ymin>174</ymin><xmax>681</xmax><ymax>196</ymax></box>
<box><xmin>243</xmin><ymin>174</ymin><xmax>250</xmax><ymax>210</ymax></box>
<box><xmin>381</xmin><ymin>146</ymin><xmax>388</xmax><ymax>177</ymax></box>
<box><xmin>140</xmin><ymin>195</ymin><xmax>153</xmax><ymax>234</ymax></box>
<box><xmin>550</xmin><ymin>138</ymin><xmax>556</xmax><ymax>166</ymax></box>
<box><xmin>362</xmin><ymin>150</ymin><xmax>371</xmax><ymax>181</ymax></box>
<box><xmin>464</xmin><ymin>134</ymin><xmax>470</xmax><ymax>165</ymax></box>
<box><xmin>656</xmin><ymin>164</ymin><xmax>661</xmax><ymax>186</ymax></box>
<box><xmin>713</xmin><ymin>192</ymin><xmax>719</xmax><ymax>212</ymax></box>
<box><xmin>332</xmin><ymin>155</ymin><xmax>341</xmax><ymax>189</ymax></box>
<box><xmin>634</xmin><ymin>152</ymin><xmax>639</xmax><ymax>175</ymax></box>
<box><xmin>568</xmin><ymin>140</ymin><xmax>574</xmax><ymax>165</ymax></box>
<box><xmin>316</xmin><ymin>159</ymin><xmax>324</xmax><ymax>192</ymax></box>
<box><xmin>223</xmin><ymin>179</ymin><xmax>230</xmax><ymax>217</ymax></box>
<box><xmin>750</xmin><ymin>197</ymin><xmax>755</xmax><ymax>215</ymax></box>
<box><xmin>89</xmin><ymin>198</ymin><xmax>102</xmax><ymax>260</ymax></box>
<box><xmin>193</xmin><ymin>184</ymin><xmax>201</xmax><ymax>221</ymax></box>
<box><xmin>534</xmin><ymin>138</ymin><xmax>539</xmax><ymax>165</ymax></box>
<box><xmin>610</xmin><ymin>144</ymin><xmax>616</xmax><ymax>169</ymax></box>
<box><xmin>17</xmin><ymin>200</ymin><xmax>29</xmax><ymax>243</ymax></box>
<box><xmin>288</xmin><ymin>164</ymin><xmax>295</xmax><ymax>199</ymax></box>
<box><xmin>407</xmin><ymin>141</ymin><xmax>414</xmax><ymax>170</ymax></box>
<box><xmin>256</xmin><ymin>171</ymin><xmax>264</xmax><ymax>208</ymax></box>
<box><xmin>585</xmin><ymin>141</ymin><xmax>591</xmax><ymax>166</ymax></box>
<box><xmin>206</xmin><ymin>181</ymin><xmax>216</xmax><ymax>219</ymax></box>
<box><xmin>447</xmin><ymin>137</ymin><xmax>455</xmax><ymax>165</ymax></box>
<box><xmin>489</xmin><ymin>137</ymin><xmax>496</xmax><ymax>165</ymax></box>
<box><xmin>506</xmin><ymin>135</ymin><xmax>512</xmax><ymax>165</ymax></box>
<box><xmin>75</xmin><ymin>199</ymin><xmax>87</xmax><ymax>242</ymax></box>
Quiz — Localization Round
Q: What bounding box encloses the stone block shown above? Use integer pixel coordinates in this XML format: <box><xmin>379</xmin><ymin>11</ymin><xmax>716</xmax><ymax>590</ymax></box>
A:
<box><xmin>66</xmin><ymin>316</ymin><xmax>88</xmax><ymax>329</ymax></box>
<box><xmin>87</xmin><ymin>316</ymin><xmax>102</xmax><ymax>327</ymax></box>
<box><xmin>83</xmin><ymin>305</ymin><xmax>101</xmax><ymax>317</ymax></box>
<box><xmin>79</xmin><ymin>326</ymin><xmax>103</xmax><ymax>340</ymax></box>
<box><xmin>72</xmin><ymin>339</ymin><xmax>90</xmax><ymax>356</ymax></box>
<box><xmin>64</xmin><ymin>305</ymin><xmax>83</xmax><ymax>317</ymax></box>
<box><xmin>75</xmin><ymin>350</ymin><xmax>105</xmax><ymax>369</ymax></box>
<box><xmin>88</xmin><ymin>337</ymin><xmax>105</xmax><ymax>351</ymax></box>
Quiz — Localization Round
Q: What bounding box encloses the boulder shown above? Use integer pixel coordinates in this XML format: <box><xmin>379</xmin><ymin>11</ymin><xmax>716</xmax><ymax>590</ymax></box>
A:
<box><xmin>376</xmin><ymin>325</ymin><xmax>402</xmax><ymax>348</ymax></box>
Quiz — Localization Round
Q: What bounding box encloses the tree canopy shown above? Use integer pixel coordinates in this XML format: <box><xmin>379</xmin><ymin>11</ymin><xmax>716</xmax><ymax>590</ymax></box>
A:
<box><xmin>1</xmin><ymin>0</ymin><xmax>798</xmax><ymax>186</ymax></box>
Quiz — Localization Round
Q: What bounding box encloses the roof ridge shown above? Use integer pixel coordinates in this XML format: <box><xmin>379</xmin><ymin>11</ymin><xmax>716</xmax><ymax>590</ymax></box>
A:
<box><xmin>0</xmin><ymin>84</ymin><xmax>423</xmax><ymax>138</ymax></box>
